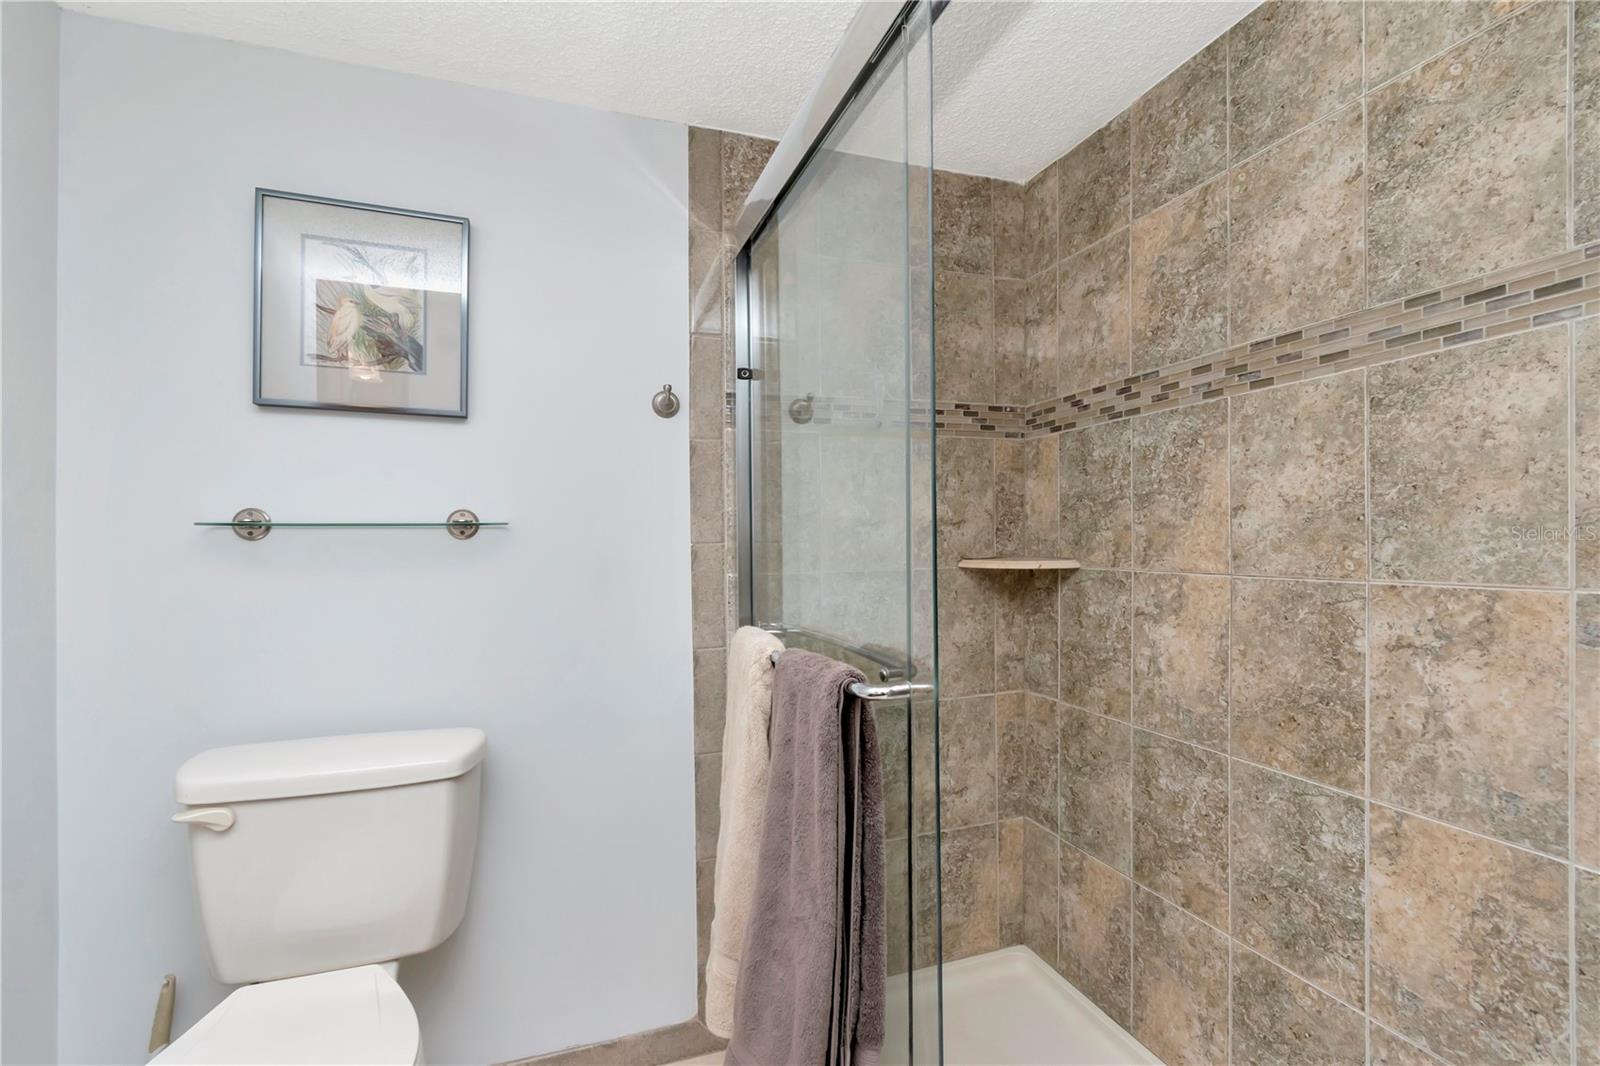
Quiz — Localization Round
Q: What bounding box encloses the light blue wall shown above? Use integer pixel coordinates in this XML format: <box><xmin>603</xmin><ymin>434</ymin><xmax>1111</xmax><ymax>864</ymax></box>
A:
<box><xmin>55</xmin><ymin>14</ymin><xmax>695</xmax><ymax>1062</ymax></box>
<box><xmin>0</xmin><ymin>3</ymin><xmax>60</xmax><ymax>1063</ymax></box>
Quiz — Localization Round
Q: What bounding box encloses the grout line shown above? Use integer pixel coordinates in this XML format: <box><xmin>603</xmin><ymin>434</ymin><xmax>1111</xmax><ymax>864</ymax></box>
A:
<box><xmin>1568</xmin><ymin>317</ymin><xmax>1580</xmax><ymax>1066</ymax></box>
<box><xmin>1363</xmin><ymin>362</ymin><xmax>1375</xmax><ymax>1050</ymax></box>
<box><xmin>1570</xmin><ymin>0</ymin><xmax>1578</xmax><ymax>257</ymax></box>
<box><xmin>1362</xmin><ymin>0</ymin><xmax>1539</xmax><ymax>99</ymax></box>
<box><xmin>1084</xmin><ymin>562</ymin><xmax>1578</xmax><ymax>598</ymax></box>
<box><xmin>1233</xmin><ymin>937</ymin><xmax>1368</xmax><ymax>1021</ymax></box>
<box><xmin>1064</xmin><ymin>692</ymin><xmax>1583</xmax><ymax>868</ymax></box>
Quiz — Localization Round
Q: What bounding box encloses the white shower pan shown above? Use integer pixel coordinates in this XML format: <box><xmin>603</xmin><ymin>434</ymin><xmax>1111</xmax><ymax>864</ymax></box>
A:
<box><xmin>885</xmin><ymin>946</ymin><xmax>1161</xmax><ymax>1066</ymax></box>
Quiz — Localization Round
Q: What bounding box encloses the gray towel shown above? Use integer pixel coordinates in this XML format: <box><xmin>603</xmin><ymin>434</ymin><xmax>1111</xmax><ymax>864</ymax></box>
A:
<box><xmin>725</xmin><ymin>649</ymin><xmax>886</xmax><ymax>1066</ymax></box>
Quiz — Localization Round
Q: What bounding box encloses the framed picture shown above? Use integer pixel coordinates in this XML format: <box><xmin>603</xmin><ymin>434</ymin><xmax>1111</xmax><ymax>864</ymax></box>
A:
<box><xmin>253</xmin><ymin>189</ymin><xmax>469</xmax><ymax>418</ymax></box>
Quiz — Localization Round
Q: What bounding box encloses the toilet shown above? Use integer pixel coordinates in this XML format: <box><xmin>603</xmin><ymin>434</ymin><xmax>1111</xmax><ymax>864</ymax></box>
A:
<box><xmin>155</xmin><ymin>728</ymin><xmax>487</xmax><ymax>1065</ymax></box>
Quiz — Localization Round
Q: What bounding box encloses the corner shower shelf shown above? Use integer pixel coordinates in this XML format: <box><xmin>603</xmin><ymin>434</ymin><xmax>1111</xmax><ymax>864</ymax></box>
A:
<box><xmin>196</xmin><ymin>509</ymin><xmax>506</xmax><ymax>541</ymax></box>
<box><xmin>958</xmin><ymin>557</ymin><xmax>1081</xmax><ymax>573</ymax></box>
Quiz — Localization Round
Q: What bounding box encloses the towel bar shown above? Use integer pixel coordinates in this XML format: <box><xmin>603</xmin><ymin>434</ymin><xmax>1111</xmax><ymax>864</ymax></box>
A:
<box><xmin>767</xmin><ymin>649</ymin><xmax>932</xmax><ymax>703</ymax></box>
<box><xmin>757</xmin><ymin>622</ymin><xmax>912</xmax><ymax>683</ymax></box>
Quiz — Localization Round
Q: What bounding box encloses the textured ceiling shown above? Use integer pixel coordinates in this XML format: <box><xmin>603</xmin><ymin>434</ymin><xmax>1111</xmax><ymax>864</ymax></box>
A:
<box><xmin>61</xmin><ymin>0</ymin><xmax>1258</xmax><ymax>183</ymax></box>
<box><xmin>59</xmin><ymin>1</ymin><xmax>861</xmax><ymax>140</ymax></box>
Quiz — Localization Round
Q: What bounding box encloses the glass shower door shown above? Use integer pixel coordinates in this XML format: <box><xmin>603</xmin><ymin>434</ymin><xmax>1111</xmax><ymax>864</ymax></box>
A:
<box><xmin>737</xmin><ymin>4</ymin><xmax>940</xmax><ymax>1062</ymax></box>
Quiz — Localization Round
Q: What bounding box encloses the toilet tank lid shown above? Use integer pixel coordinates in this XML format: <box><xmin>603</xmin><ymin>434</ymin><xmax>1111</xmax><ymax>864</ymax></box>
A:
<box><xmin>175</xmin><ymin>728</ymin><xmax>487</xmax><ymax>804</ymax></box>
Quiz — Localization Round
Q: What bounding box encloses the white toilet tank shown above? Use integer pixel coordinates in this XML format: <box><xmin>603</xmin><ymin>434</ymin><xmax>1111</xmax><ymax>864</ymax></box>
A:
<box><xmin>174</xmin><ymin>728</ymin><xmax>486</xmax><ymax>985</ymax></box>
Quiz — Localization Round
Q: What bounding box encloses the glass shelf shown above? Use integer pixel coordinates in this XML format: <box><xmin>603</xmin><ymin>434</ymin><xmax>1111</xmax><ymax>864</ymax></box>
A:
<box><xmin>197</xmin><ymin>509</ymin><xmax>504</xmax><ymax>541</ymax></box>
<box><xmin>194</xmin><ymin>521</ymin><xmax>509</xmax><ymax>528</ymax></box>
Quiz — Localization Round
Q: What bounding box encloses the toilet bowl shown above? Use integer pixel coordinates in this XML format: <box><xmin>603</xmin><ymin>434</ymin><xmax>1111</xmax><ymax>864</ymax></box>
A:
<box><xmin>160</xmin><ymin>728</ymin><xmax>485</xmax><ymax>1064</ymax></box>
<box><xmin>152</xmin><ymin>965</ymin><xmax>419</xmax><ymax>1065</ymax></box>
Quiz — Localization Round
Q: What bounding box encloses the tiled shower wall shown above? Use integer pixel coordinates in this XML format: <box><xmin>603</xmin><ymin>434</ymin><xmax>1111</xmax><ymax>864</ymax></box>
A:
<box><xmin>686</xmin><ymin>125</ymin><xmax>773</xmax><ymax>1014</ymax></box>
<box><xmin>920</xmin><ymin>2</ymin><xmax>1600</xmax><ymax>1065</ymax></box>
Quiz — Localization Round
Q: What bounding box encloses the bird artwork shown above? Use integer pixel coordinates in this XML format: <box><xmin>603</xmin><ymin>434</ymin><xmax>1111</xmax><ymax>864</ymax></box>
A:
<box><xmin>312</xmin><ymin>279</ymin><xmax>426</xmax><ymax>373</ymax></box>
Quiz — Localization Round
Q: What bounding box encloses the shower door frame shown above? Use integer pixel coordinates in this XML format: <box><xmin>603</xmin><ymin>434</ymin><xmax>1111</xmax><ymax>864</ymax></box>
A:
<box><xmin>729</xmin><ymin>2</ymin><xmax>945</xmax><ymax>1062</ymax></box>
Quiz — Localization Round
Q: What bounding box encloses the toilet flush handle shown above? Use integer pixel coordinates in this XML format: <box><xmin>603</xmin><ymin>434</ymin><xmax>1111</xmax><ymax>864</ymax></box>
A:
<box><xmin>172</xmin><ymin>807</ymin><xmax>234</xmax><ymax>832</ymax></box>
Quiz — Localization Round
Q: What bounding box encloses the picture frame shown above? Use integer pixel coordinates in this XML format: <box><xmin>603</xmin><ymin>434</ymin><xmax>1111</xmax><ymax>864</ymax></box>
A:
<box><xmin>253</xmin><ymin>189</ymin><xmax>470</xmax><ymax>418</ymax></box>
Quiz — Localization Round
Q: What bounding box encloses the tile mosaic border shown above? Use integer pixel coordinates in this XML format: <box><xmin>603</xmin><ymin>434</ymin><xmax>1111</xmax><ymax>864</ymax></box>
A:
<box><xmin>913</xmin><ymin>240</ymin><xmax>1598</xmax><ymax>438</ymax></box>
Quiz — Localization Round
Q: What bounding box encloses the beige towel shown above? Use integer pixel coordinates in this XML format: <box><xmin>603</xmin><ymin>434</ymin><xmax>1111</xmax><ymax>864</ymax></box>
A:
<box><xmin>704</xmin><ymin>625</ymin><xmax>784</xmax><ymax>1038</ymax></box>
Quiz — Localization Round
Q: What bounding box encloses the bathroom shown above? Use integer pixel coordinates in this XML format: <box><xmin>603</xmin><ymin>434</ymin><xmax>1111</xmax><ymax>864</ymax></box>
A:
<box><xmin>0</xmin><ymin>0</ymin><xmax>1595</xmax><ymax>1063</ymax></box>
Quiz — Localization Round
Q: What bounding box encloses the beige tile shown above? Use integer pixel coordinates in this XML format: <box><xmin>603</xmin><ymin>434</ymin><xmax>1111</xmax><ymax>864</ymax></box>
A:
<box><xmin>909</xmin><ymin>696</ymin><xmax>938</xmax><ymax>836</ymax></box>
<box><xmin>936</xmin><ymin>435</ymin><xmax>996</xmax><ymax>562</ymax></box>
<box><xmin>692</xmin><ymin>647</ymin><xmax>726</xmax><ymax>756</ymax></box>
<box><xmin>1370</xmin><ymin>806</ymin><xmax>1570</xmax><ymax>1065</ymax></box>
<box><xmin>1131</xmin><ymin>887</ymin><xmax>1230</xmax><ymax>1066</ymax></box>
<box><xmin>1132</xmin><ymin>398</ymin><xmax>1229</xmax><ymax>572</ymax></box>
<box><xmin>1231</xmin><ymin>762</ymin><xmax>1365</xmax><ymax>1004</ymax></box>
<box><xmin>877</xmin><ymin>702</ymin><xmax>910</xmax><ymax>840</ymax></box>
<box><xmin>911</xmin><ymin>833</ymin><xmax>939</xmax><ymax>969</ymax></box>
<box><xmin>687</xmin><ymin>125</ymin><xmax>722</xmax><ymax>233</ymax></box>
<box><xmin>690</xmin><ymin>544</ymin><xmax>726</xmax><ymax>651</ymax></box>
<box><xmin>1230</xmin><ymin>0</ymin><xmax>1363</xmax><ymax>160</ymax></box>
<box><xmin>688</xmin><ymin>439</ymin><xmax>724</xmax><ymax>545</ymax></box>
<box><xmin>694</xmin><ymin>752</ymin><xmax>720</xmax><ymax>861</ymax></box>
<box><xmin>1131</xmin><ymin>37</ymin><xmax>1228</xmax><ymax>217</ymax></box>
<box><xmin>1059</xmin><ymin>569</ymin><xmax>1132</xmax><ymax>719</ymax></box>
<box><xmin>1580</xmin><ymin>869</ymin><xmax>1600</xmax><ymax>1066</ymax></box>
<box><xmin>995</xmin><ymin>575</ymin><xmax>1059</xmax><ymax>703</ymax></box>
<box><xmin>999</xmin><ymin>818</ymin><xmax>1058</xmax><ymax>965</ymax></box>
<box><xmin>1132</xmin><ymin>572</ymin><xmax>1229</xmax><ymax>749</ymax></box>
<box><xmin>1229</xmin><ymin>104</ymin><xmax>1365</xmax><ymax>343</ymax></box>
<box><xmin>1058</xmin><ymin>231</ymin><xmax>1132</xmax><ymax>394</ymax></box>
<box><xmin>994</xmin><ymin>440</ymin><xmax>1024</xmax><ymax>560</ymax></box>
<box><xmin>993</xmin><ymin>180</ymin><xmax>1027</xmax><ymax>280</ymax></box>
<box><xmin>1024</xmin><ymin>267</ymin><xmax>1059</xmax><ymax>404</ymax></box>
<box><xmin>993</xmin><ymin>277</ymin><xmax>1029</xmax><ymax>407</ymax></box>
<box><xmin>1365</xmin><ymin>1</ymin><xmax>1497</xmax><ymax>89</ymax></box>
<box><xmin>887</xmin><ymin>836</ymin><xmax>912</xmax><ymax>973</ymax></box>
<box><xmin>1577</xmin><ymin>594</ymin><xmax>1600</xmax><ymax>869</ymax></box>
<box><xmin>818</xmin><ymin>151</ymin><xmax>905</xmax><ymax>266</ymax></box>
<box><xmin>1022</xmin><ymin>434</ymin><xmax>1060</xmax><ymax>558</ymax></box>
<box><xmin>939</xmin><ymin>696</ymin><xmax>998</xmax><ymax>831</ymax></box>
<box><xmin>934</xmin><ymin>170</ymin><xmax>993</xmax><ymax>276</ymax></box>
<box><xmin>1231</xmin><ymin>948</ymin><xmax>1365</xmax><ymax>1066</ymax></box>
<box><xmin>1366</xmin><ymin>2</ymin><xmax>1567</xmax><ymax>301</ymax></box>
<box><xmin>1058</xmin><ymin>845</ymin><xmax>1133</xmax><ymax>1027</ymax></box>
<box><xmin>1060</xmin><ymin>704</ymin><xmax>1133</xmax><ymax>874</ymax></box>
<box><xmin>1230</xmin><ymin>372</ymin><xmax>1366</xmax><ymax>579</ymax></box>
<box><xmin>937</xmin><ymin>824</ymin><xmax>1001</xmax><ymax>962</ymax></box>
<box><xmin>933</xmin><ymin>270</ymin><xmax>995</xmax><ymax>403</ymax></box>
<box><xmin>1023</xmin><ymin>162</ymin><xmax>1059</xmax><ymax>279</ymax></box>
<box><xmin>1371</xmin><ymin>584</ymin><xmax>1569</xmax><ymax>855</ymax></box>
<box><xmin>1133</xmin><ymin>731</ymin><xmax>1229</xmax><ymax>926</ymax></box>
<box><xmin>1368</xmin><ymin>328</ymin><xmax>1569</xmax><ymax>587</ymax></box>
<box><xmin>936</xmin><ymin>566</ymin><xmax>995</xmax><ymax>697</ymax></box>
<box><xmin>818</xmin><ymin>257</ymin><xmax>906</xmax><ymax>399</ymax></box>
<box><xmin>1578</xmin><ymin>319</ymin><xmax>1600</xmax><ymax>588</ymax></box>
<box><xmin>689</xmin><ymin>221</ymin><xmax>723</xmax><ymax>337</ymax></box>
<box><xmin>818</xmin><ymin>433</ymin><xmax>910</xmax><ymax>572</ymax></box>
<box><xmin>695</xmin><ymin>857</ymin><xmax>714</xmax><ymax>965</ymax></box>
<box><xmin>998</xmin><ymin>692</ymin><xmax>1058</xmax><ymax>830</ymax></box>
<box><xmin>1060</xmin><ymin>420</ymin><xmax>1132</xmax><ymax>569</ymax></box>
<box><xmin>1131</xmin><ymin>179</ymin><xmax>1229</xmax><ymax>372</ymax></box>
<box><xmin>1575</xmin><ymin>0</ymin><xmax>1600</xmax><ymax>244</ymax></box>
<box><xmin>1058</xmin><ymin>111</ymin><xmax>1132</xmax><ymax>259</ymax></box>
<box><xmin>1230</xmin><ymin>578</ymin><xmax>1366</xmax><ymax>791</ymax></box>
<box><xmin>720</xmin><ymin>133</ymin><xmax>774</xmax><ymax>230</ymax></box>
<box><xmin>998</xmin><ymin>818</ymin><xmax>1023</xmax><ymax>946</ymax></box>
<box><xmin>1369</xmin><ymin>1025</ymin><xmax>1449</xmax><ymax>1066</ymax></box>
<box><xmin>688</xmin><ymin>333</ymin><xmax>725</xmax><ymax>441</ymax></box>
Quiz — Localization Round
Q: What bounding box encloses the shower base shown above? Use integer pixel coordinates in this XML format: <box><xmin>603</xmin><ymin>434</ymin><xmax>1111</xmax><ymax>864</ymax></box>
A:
<box><xmin>886</xmin><ymin>945</ymin><xmax>1160</xmax><ymax>1066</ymax></box>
